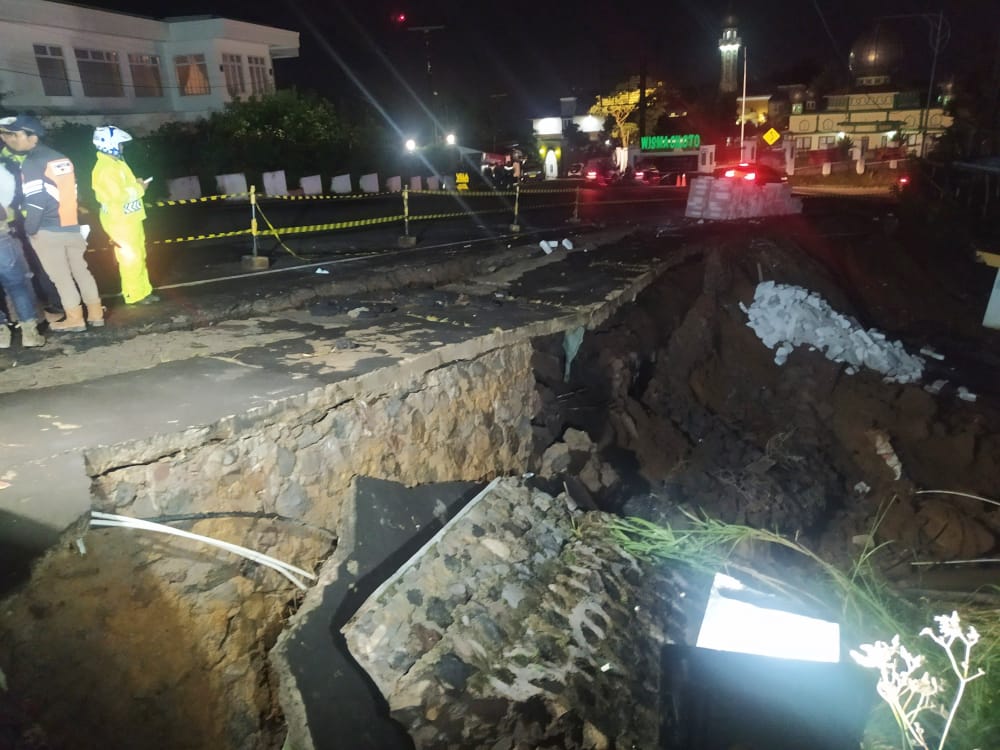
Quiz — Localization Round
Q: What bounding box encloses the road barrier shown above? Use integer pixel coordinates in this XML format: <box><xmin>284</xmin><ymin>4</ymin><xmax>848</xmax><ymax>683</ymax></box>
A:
<box><xmin>145</xmin><ymin>180</ymin><xmax>680</xmax><ymax>252</ymax></box>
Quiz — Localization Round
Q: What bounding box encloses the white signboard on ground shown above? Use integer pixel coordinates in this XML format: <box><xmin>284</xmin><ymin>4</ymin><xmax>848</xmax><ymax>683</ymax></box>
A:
<box><xmin>359</xmin><ymin>173</ymin><xmax>379</xmax><ymax>193</ymax></box>
<box><xmin>300</xmin><ymin>175</ymin><xmax>323</xmax><ymax>195</ymax></box>
<box><xmin>386</xmin><ymin>176</ymin><xmax>402</xmax><ymax>193</ymax></box>
<box><xmin>167</xmin><ymin>176</ymin><xmax>201</xmax><ymax>201</ymax></box>
<box><xmin>427</xmin><ymin>176</ymin><xmax>440</xmax><ymax>191</ymax></box>
<box><xmin>331</xmin><ymin>174</ymin><xmax>352</xmax><ymax>194</ymax></box>
<box><xmin>409</xmin><ymin>176</ymin><xmax>423</xmax><ymax>191</ymax></box>
<box><xmin>262</xmin><ymin>170</ymin><xmax>288</xmax><ymax>195</ymax></box>
<box><xmin>215</xmin><ymin>173</ymin><xmax>248</xmax><ymax>199</ymax></box>
<box><xmin>983</xmin><ymin>269</ymin><xmax>1000</xmax><ymax>329</ymax></box>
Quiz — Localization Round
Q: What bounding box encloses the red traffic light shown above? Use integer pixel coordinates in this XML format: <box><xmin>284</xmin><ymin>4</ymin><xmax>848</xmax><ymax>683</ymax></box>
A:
<box><xmin>392</xmin><ymin>12</ymin><xmax>407</xmax><ymax>23</ymax></box>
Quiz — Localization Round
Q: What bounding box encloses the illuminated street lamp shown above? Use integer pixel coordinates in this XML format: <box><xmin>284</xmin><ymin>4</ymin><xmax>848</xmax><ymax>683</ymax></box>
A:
<box><xmin>445</xmin><ymin>132</ymin><xmax>456</xmax><ymax>145</ymax></box>
<box><xmin>404</xmin><ymin>138</ymin><xmax>417</xmax><ymax>152</ymax></box>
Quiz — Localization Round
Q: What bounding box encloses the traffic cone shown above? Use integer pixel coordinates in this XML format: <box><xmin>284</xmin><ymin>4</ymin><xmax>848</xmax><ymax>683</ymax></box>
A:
<box><xmin>680</xmin><ymin>173</ymin><xmax>687</xmax><ymax>187</ymax></box>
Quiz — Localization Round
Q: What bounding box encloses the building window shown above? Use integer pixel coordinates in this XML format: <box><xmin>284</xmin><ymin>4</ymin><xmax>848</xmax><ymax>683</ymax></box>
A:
<box><xmin>805</xmin><ymin>101</ymin><xmax>817</xmax><ymax>111</ymax></box>
<box><xmin>175</xmin><ymin>53</ymin><xmax>211</xmax><ymax>96</ymax></box>
<box><xmin>222</xmin><ymin>53</ymin><xmax>245</xmax><ymax>97</ymax></box>
<box><xmin>794</xmin><ymin>136</ymin><xmax>812</xmax><ymax>151</ymax></box>
<box><xmin>75</xmin><ymin>48</ymin><xmax>124</xmax><ymax>97</ymax></box>
<box><xmin>817</xmin><ymin>135</ymin><xmax>837</xmax><ymax>149</ymax></box>
<box><xmin>128</xmin><ymin>53</ymin><xmax>163</xmax><ymax>97</ymax></box>
<box><xmin>33</xmin><ymin>44</ymin><xmax>71</xmax><ymax>96</ymax></box>
<box><xmin>247</xmin><ymin>55</ymin><xmax>271</xmax><ymax>95</ymax></box>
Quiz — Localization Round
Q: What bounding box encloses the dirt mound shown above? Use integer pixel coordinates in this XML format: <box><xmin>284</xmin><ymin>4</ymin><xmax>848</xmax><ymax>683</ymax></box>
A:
<box><xmin>542</xmin><ymin>225</ymin><xmax>1000</xmax><ymax>582</ymax></box>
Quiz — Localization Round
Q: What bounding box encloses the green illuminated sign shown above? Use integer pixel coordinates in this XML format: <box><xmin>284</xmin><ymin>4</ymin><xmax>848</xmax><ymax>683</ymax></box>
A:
<box><xmin>640</xmin><ymin>134</ymin><xmax>701</xmax><ymax>150</ymax></box>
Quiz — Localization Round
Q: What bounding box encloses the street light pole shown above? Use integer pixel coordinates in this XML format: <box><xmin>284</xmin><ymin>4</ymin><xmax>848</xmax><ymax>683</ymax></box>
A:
<box><xmin>740</xmin><ymin>45</ymin><xmax>748</xmax><ymax>153</ymax></box>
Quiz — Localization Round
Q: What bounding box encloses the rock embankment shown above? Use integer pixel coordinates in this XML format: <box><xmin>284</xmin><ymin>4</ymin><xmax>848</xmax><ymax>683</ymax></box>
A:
<box><xmin>343</xmin><ymin>478</ymin><xmax>692</xmax><ymax>750</ymax></box>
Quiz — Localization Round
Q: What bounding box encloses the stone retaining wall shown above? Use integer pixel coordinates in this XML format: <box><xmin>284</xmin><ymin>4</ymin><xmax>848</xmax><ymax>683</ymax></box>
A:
<box><xmin>1</xmin><ymin>344</ymin><xmax>538</xmax><ymax>749</ymax></box>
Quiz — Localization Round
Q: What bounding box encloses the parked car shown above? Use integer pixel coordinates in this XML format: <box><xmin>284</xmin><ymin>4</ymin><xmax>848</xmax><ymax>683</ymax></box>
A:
<box><xmin>520</xmin><ymin>160</ymin><xmax>544</xmax><ymax>181</ymax></box>
<box><xmin>567</xmin><ymin>162</ymin><xmax>584</xmax><ymax>178</ymax></box>
<box><xmin>633</xmin><ymin>162</ymin><xmax>661</xmax><ymax>185</ymax></box>
<box><xmin>713</xmin><ymin>162</ymin><xmax>788</xmax><ymax>184</ymax></box>
<box><xmin>583</xmin><ymin>158</ymin><xmax>621</xmax><ymax>186</ymax></box>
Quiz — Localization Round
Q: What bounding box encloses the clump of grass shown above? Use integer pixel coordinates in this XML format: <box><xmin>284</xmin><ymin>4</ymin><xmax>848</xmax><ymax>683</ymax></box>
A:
<box><xmin>607</xmin><ymin>510</ymin><xmax>1000</xmax><ymax>749</ymax></box>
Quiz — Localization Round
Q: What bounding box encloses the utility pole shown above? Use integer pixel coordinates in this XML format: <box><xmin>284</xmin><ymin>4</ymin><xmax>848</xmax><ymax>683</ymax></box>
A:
<box><xmin>921</xmin><ymin>11</ymin><xmax>944</xmax><ymax>158</ymax></box>
<box><xmin>408</xmin><ymin>25</ymin><xmax>445</xmax><ymax>143</ymax></box>
<box><xmin>877</xmin><ymin>13</ymin><xmax>949</xmax><ymax>158</ymax></box>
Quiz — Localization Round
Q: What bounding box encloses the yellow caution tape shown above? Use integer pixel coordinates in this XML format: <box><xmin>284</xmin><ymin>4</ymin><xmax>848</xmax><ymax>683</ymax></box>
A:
<box><xmin>149</xmin><ymin>193</ymin><xmax>249</xmax><ymax>207</ymax></box>
<box><xmin>260</xmin><ymin>191</ymin><xmax>396</xmax><ymax>201</ymax></box>
<box><xmin>152</xmin><ymin>228</ymin><xmax>253</xmax><ymax>245</ymax></box>
<box><xmin>270</xmin><ymin>215</ymin><xmax>405</xmax><ymax>234</ymax></box>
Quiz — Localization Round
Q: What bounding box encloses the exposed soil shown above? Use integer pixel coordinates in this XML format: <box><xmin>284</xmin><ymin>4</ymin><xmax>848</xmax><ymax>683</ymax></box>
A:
<box><xmin>3</xmin><ymin>206</ymin><xmax>999</xmax><ymax>748</ymax></box>
<box><xmin>535</xmin><ymin>214</ymin><xmax>1000</xmax><ymax>588</ymax></box>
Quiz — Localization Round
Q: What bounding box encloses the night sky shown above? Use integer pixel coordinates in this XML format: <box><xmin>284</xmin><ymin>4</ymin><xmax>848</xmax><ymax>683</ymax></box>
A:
<box><xmin>78</xmin><ymin>0</ymin><xmax>1000</xmax><ymax>137</ymax></box>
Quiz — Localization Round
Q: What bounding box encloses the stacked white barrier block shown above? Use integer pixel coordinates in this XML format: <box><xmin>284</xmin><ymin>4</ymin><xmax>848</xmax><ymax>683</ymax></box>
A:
<box><xmin>216</xmin><ymin>173</ymin><xmax>248</xmax><ymax>200</ymax></box>
<box><xmin>386</xmin><ymin>176</ymin><xmax>402</xmax><ymax>192</ymax></box>
<box><xmin>300</xmin><ymin>175</ymin><xmax>323</xmax><ymax>195</ymax></box>
<box><xmin>359</xmin><ymin>173</ymin><xmax>379</xmax><ymax>193</ymax></box>
<box><xmin>262</xmin><ymin>170</ymin><xmax>288</xmax><ymax>196</ymax></box>
<box><xmin>427</xmin><ymin>176</ymin><xmax>440</xmax><ymax>191</ymax></box>
<box><xmin>409</xmin><ymin>176</ymin><xmax>423</xmax><ymax>191</ymax></box>
<box><xmin>167</xmin><ymin>176</ymin><xmax>201</xmax><ymax>201</ymax></box>
<box><xmin>704</xmin><ymin>179</ymin><xmax>735</xmax><ymax>220</ymax></box>
<box><xmin>331</xmin><ymin>174</ymin><xmax>352</xmax><ymax>194</ymax></box>
<box><xmin>691</xmin><ymin>179</ymin><xmax>802</xmax><ymax>221</ymax></box>
<box><xmin>684</xmin><ymin>177</ymin><xmax>712</xmax><ymax>218</ymax></box>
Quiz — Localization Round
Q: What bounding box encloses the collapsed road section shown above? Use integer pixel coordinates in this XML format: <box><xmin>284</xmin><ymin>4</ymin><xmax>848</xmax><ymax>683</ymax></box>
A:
<box><xmin>2</xmin><ymin>213</ymin><xmax>998</xmax><ymax>749</ymax></box>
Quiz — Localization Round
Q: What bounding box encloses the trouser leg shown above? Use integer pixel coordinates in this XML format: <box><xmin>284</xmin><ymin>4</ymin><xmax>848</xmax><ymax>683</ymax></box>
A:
<box><xmin>31</xmin><ymin>230</ymin><xmax>81</xmax><ymax>308</ymax></box>
<box><xmin>0</xmin><ymin>233</ymin><xmax>40</xmax><ymax>322</ymax></box>
<box><xmin>14</xmin><ymin>227</ymin><xmax>63</xmax><ymax>312</ymax></box>
<box><xmin>63</xmin><ymin>231</ymin><xmax>101</xmax><ymax>304</ymax></box>
<box><xmin>106</xmin><ymin>219</ymin><xmax>153</xmax><ymax>303</ymax></box>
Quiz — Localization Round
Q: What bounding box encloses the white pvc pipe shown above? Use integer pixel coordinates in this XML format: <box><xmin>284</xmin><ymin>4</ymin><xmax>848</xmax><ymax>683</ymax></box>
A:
<box><xmin>90</xmin><ymin>511</ymin><xmax>317</xmax><ymax>590</ymax></box>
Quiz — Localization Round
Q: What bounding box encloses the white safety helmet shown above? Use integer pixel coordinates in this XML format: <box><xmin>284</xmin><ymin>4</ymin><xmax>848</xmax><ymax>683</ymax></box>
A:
<box><xmin>93</xmin><ymin>125</ymin><xmax>132</xmax><ymax>157</ymax></box>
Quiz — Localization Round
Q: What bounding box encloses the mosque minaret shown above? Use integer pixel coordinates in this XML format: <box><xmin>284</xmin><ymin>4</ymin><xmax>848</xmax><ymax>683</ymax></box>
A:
<box><xmin>719</xmin><ymin>14</ymin><xmax>742</xmax><ymax>94</ymax></box>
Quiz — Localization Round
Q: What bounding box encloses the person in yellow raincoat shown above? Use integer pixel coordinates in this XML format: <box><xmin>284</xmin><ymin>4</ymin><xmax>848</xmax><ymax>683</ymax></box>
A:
<box><xmin>91</xmin><ymin>125</ymin><xmax>158</xmax><ymax>305</ymax></box>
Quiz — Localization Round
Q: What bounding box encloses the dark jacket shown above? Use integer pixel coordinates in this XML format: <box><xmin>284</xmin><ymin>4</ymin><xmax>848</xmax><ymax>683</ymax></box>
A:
<box><xmin>20</xmin><ymin>143</ymin><xmax>80</xmax><ymax>235</ymax></box>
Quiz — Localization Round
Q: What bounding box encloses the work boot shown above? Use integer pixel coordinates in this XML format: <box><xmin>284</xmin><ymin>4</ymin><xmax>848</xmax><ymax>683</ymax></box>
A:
<box><xmin>86</xmin><ymin>301</ymin><xmax>105</xmax><ymax>327</ymax></box>
<box><xmin>48</xmin><ymin>305</ymin><xmax>87</xmax><ymax>332</ymax></box>
<box><xmin>0</xmin><ymin>324</ymin><xmax>10</xmax><ymax>349</ymax></box>
<box><xmin>20</xmin><ymin>320</ymin><xmax>45</xmax><ymax>348</ymax></box>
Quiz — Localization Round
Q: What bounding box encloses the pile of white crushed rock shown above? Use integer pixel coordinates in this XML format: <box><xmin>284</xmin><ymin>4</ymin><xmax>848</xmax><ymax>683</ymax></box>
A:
<box><xmin>741</xmin><ymin>281</ymin><xmax>925</xmax><ymax>384</ymax></box>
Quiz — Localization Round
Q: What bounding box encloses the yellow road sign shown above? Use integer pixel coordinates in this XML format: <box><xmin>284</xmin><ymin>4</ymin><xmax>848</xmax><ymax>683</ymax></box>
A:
<box><xmin>763</xmin><ymin>128</ymin><xmax>781</xmax><ymax>146</ymax></box>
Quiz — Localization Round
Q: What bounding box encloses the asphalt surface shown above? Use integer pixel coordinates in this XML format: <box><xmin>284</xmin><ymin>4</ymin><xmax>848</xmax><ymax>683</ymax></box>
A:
<box><xmin>0</xmin><ymin>180</ymin><xmax>695</xmax><ymax>593</ymax></box>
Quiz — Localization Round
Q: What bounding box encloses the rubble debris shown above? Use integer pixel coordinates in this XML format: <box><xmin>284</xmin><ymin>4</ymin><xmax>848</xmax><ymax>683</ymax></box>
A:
<box><xmin>868</xmin><ymin>430</ymin><xmax>903</xmax><ymax>480</ymax></box>
<box><xmin>742</xmin><ymin>281</ymin><xmax>925</xmax><ymax>383</ymax></box>
<box><xmin>957</xmin><ymin>386</ymin><xmax>978</xmax><ymax>403</ymax></box>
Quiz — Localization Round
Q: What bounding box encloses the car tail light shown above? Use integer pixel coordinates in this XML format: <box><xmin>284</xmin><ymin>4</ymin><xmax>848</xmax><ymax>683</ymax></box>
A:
<box><xmin>586</xmin><ymin>170</ymin><xmax>597</xmax><ymax>179</ymax></box>
<box><xmin>635</xmin><ymin>171</ymin><xmax>644</xmax><ymax>180</ymax></box>
<box><xmin>743</xmin><ymin>172</ymin><xmax>756</xmax><ymax>181</ymax></box>
<box><xmin>724</xmin><ymin>169</ymin><xmax>736</xmax><ymax>178</ymax></box>
<box><xmin>898</xmin><ymin>176</ymin><xmax>910</xmax><ymax>185</ymax></box>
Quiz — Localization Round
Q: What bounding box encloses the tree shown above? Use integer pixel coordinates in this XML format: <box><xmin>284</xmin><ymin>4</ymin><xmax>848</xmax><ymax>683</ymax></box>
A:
<box><xmin>589</xmin><ymin>77</ymin><xmax>661</xmax><ymax>149</ymax></box>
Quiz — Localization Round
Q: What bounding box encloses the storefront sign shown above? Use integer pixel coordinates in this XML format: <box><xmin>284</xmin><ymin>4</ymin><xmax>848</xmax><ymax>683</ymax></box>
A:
<box><xmin>640</xmin><ymin>134</ymin><xmax>701</xmax><ymax>150</ymax></box>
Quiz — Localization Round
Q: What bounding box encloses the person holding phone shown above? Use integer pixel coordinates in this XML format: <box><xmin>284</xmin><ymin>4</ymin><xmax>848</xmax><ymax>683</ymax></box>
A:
<box><xmin>91</xmin><ymin>125</ymin><xmax>157</xmax><ymax>306</ymax></box>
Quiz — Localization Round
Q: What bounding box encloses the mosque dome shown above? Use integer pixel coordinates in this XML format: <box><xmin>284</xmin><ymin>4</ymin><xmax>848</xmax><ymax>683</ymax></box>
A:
<box><xmin>849</xmin><ymin>26</ymin><xmax>904</xmax><ymax>80</ymax></box>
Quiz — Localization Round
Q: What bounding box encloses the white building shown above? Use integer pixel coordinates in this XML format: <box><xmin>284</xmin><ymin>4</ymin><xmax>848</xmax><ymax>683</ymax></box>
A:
<box><xmin>0</xmin><ymin>0</ymin><xmax>299</xmax><ymax>134</ymax></box>
<box><xmin>787</xmin><ymin>88</ymin><xmax>951</xmax><ymax>158</ymax></box>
